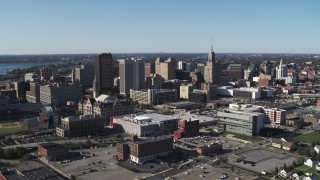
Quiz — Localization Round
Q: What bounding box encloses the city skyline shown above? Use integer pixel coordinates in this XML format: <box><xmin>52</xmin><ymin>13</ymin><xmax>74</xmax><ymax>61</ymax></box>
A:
<box><xmin>0</xmin><ymin>0</ymin><xmax>319</xmax><ymax>54</ymax></box>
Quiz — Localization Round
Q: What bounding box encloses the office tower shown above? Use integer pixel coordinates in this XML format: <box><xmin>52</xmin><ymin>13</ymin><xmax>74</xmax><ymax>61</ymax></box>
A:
<box><xmin>75</xmin><ymin>64</ymin><xmax>94</xmax><ymax>87</ymax></box>
<box><xmin>276</xmin><ymin>59</ymin><xmax>288</xmax><ymax>79</ymax></box>
<box><xmin>119</xmin><ymin>59</ymin><xmax>145</xmax><ymax>95</ymax></box>
<box><xmin>260</xmin><ymin>60</ymin><xmax>272</xmax><ymax>75</ymax></box>
<box><xmin>40</xmin><ymin>67</ymin><xmax>53</xmax><ymax>82</ymax></box>
<box><xmin>40</xmin><ymin>84</ymin><xmax>83</xmax><ymax>106</ymax></box>
<box><xmin>177</xmin><ymin>61</ymin><xmax>186</xmax><ymax>71</ymax></box>
<box><xmin>204</xmin><ymin>50</ymin><xmax>221</xmax><ymax>84</ymax></box>
<box><xmin>155</xmin><ymin>57</ymin><xmax>176</xmax><ymax>80</ymax></box>
<box><xmin>26</xmin><ymin>82</ymin><xmax>41</xmax><ymax>103</ymax></box>
<box><xmin>93</xmin><ymin>53</ymin><xmax>114</xmax><ymax>91</ymax></box>
<box><xmin>244</xmin><ymin>69</ymin><xmax>253</xmax><ymax>81</ymax></box>
<box><xmin>24</xmin><ymin>73</ymin><xmax>40</xmax><ymax>82</ymax></box>
<box><xmin>145</xmin><ymin>62</ymin><xmax>155</xmax><ymax>78</ymax></box>
<box><xmin>227</xmin><ymin>64</ymin><xmax>244</xmax><ymax>81</ymax></box>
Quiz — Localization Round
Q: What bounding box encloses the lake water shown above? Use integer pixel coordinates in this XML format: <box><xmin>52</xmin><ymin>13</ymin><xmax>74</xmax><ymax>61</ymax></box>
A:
<box><xmin>0</xmin><ymin>61</ymin><xmax>71</xmax><ymax>75</ymax></box>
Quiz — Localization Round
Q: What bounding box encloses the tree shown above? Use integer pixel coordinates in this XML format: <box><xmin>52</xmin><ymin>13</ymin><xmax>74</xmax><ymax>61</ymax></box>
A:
<box><xmin>297</xmin><ymin>147</ymin><xmax>303</xmax><ymax>155</ymax></box>
<box><xmin>283</xmin><ymin>163</ymin><xmax>287</xmax><ymax>171</ymax></box>
<box><xmin>275</xmin><ymin>166</ymin><xmax>279</xmax><ymax>174</ymax></box>
<box><xmin>292</xmin><ymin>160</ymin><xmax>296</xmax><ymax>167</ymax></box>
<box><xmin>70</xmin><ymin>175</ymin><xmax>76</xmax><ymax>180</ymax></box>
<box><xmin>312</xmin><ymin>141</ymin><xmax>316</xmax><ymax>147</ymax></box>
<box><xmin>316</xmin><ymin>154</ymin><xmax>320</xmax><ymax>162</ymax></box>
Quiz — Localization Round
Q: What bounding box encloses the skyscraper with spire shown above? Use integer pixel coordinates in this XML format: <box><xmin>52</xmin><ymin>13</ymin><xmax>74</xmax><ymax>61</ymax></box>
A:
<box><xmin>276</xmin><ymin>59</ymin><xmax>288</xmax><ymax>79</ymax></box>
<box><xmin>204</xmin><ymin>42</ymin><xmax>220</xmax><ymax>84</ymax></box>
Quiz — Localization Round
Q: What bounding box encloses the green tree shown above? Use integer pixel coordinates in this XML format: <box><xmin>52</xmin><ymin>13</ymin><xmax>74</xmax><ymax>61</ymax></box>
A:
<box><xmin>275</xmin><ymin>166</ymin><xmax>279</xmax><ymax>174</ymax></box>
<box><xmin>283</xmin><ymin>163</ymin><xmax>287</xmax><ymax>171</ymax></box>
<box><xmin>70</xmin><ymin>175</ymin><xmax>76</xmax><ymax>180</ymax></box>
<box><xmin>292</xmin><ymin>160</ymin><xmax>296</xmax><ymax>167</ymax></box>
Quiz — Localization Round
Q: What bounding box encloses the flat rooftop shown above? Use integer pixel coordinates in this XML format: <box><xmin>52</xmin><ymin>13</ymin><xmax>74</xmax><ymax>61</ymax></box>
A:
<box><xmin>22</xmin><ymin>167</ymin><xmax>63</xmax><ymax>180</ymax></box>
<box><xmin>172</xmin><ymin>114</ymin><xmax>215</xmax><ymax>124</ymax></box>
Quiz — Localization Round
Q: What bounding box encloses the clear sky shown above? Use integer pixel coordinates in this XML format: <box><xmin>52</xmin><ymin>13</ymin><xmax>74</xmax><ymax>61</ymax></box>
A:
<box><xmin>0</xmin><ymin>0</ymin><xmax>319</xmax><ymax>54</ymax></box>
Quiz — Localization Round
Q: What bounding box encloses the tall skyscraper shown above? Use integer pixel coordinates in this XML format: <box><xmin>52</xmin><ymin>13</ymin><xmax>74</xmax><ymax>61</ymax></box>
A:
<box><xmin>260</xmin><ymin>60</ymin><xmax>272</xmax><ymax>75</ymax></box>
<box><xmin>93</xmin><ymin>53</ymin><xmax>114</xmax><ymax>91</ymax></box>
<box><xmin>204</xmin><ymin>49</ymin><xmax>220</xmax><ymax>84</ymax></box>
<box><xmin>145</xmin><ymin>62</ymin><xmax>155</xmax><ymax>78</ymax></box>
<box><xmin>177</xmin><ymin>61</ymin><xmax>186</xmax><ymax>71</ymax></box>
<box><xmin>155</xmin><ymin>57</ymin><xmax>176</xmax><ymax>80</ymax></box>
<box><xmin>119</xmin><ymin>59</ymin><xmax>145</xmax><ymax>95</ymax></box>
<box><xmin>276</xmin><ymin>59</ymin><xmax>288</xmax><ymax>79</ymax></box>
<box><xmin>74</xmin><ymin>64</ymin><xmax>94</xmax><ymax>87</ymax></box>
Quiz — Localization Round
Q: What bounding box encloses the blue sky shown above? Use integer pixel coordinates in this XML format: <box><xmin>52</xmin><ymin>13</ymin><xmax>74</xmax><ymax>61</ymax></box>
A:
<box><xmin>0</xmin><ymin>0</ymin><xmax>319</xmax><ymax>54</ymax></box>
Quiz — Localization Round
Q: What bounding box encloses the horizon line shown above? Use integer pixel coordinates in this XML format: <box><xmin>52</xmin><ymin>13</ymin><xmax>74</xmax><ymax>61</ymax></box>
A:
<box><xmin>0</xmin><ymin>52</ymin><xmax>319</xmax><ymax>56</ymax></box>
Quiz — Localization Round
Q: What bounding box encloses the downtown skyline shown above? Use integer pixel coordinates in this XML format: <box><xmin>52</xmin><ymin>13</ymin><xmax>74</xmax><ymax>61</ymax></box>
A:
<box><xmin>0</xmin><ymin>0</ymin><xmax>319</xmax><ymax>55</ymax></box>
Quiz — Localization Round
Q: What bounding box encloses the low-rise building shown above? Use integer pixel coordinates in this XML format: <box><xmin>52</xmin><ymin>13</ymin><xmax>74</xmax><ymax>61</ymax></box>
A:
<box><xmin>173</xmin><ymin>137</ymin><xmax>223</xmax><ymax>157</ymax></box>
<box><xmin>111</xmin><ymin>113</ymin><xmax>179</xmax><ymax>136</ymax></box>
<box><xmin>37</xmin><ymin>142</ymin><xmax>69</xmax><ymax>160</ymax></box>
<box><xmin>116</xmin><ymin>136</ymin><xmax>173</xmax><ymax>164</ymax></box>
<box><xmin>217</xmin><ymin>107</ymin><xmax>265</xmax><ymax>136</ymax></box>
<box><xmin>304</xmin><ymin>158</ymin><xmax>317</xmax><ymax>167</ymax></box>
<box><xmin>78</xmin><ymin>95</ymin><xmax>133</xmax><ymax>122</ymax></box>
<box><xmin>56</xmin><ymin>115</ymin><xmax>105</xmax><ymax>137</ymax></box>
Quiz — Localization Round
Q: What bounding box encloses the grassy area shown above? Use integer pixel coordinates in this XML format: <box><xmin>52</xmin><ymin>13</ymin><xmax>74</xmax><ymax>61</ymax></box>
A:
<box><xmin>292</xmin><ymin>165</ymin><xmax>320</xmax><ymax>179</ymax></box>
<box><xmin>222</xmin><ymin>131</ymin><xmax>264</xmax><ymax>142</ymax></box>
<box><xmin>0</xmin><ymin>121</ymin><xmax>26</xmax><ymax>135</ymax></box>
<box><xmin>293</xmin><ymin>131</ymin><xmax>320</xmax><ymax>143</ymax></box>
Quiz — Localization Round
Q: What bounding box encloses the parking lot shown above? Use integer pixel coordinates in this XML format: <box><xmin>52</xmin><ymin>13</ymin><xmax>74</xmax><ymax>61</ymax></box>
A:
<box><xmin>173</xmin><ymin>163</ymin><xmax>242</xmax><ymax>180</ymax></box>
<box><xmin>50</xmin><ymin>146</ymin><xmax>149</xmax><ymax>180</ymax></box>
<box><xmin>228</xmin><ymin>149</ymin><xmax>296</xmax><ymax>173</ymax></box>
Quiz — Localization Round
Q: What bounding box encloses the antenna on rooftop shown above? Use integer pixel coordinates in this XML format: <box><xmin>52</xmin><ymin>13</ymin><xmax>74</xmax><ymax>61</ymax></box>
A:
<box><xmin>211</xmin><ymin>37</ymin><xmax>213</xmax><ymax>51</ymax></box>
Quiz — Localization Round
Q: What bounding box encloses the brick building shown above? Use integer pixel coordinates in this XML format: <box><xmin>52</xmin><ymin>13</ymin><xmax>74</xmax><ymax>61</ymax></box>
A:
<box><xmin>116</xmin><ymin>136</ymin><xmax>173</xmax><ymax>164</ymax></box>
<box><xmin>37</xmin><ymin>143</ymin><xmax>69</xmax><ymax>160</ymax></box>
<box><xmin>174</xmin><ymin>119</ymin><xmax>199</xmax><ymax>138</ymax></box>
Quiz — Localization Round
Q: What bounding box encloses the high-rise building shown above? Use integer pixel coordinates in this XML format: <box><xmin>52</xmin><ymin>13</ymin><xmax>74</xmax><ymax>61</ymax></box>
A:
<box><xmin>260</xmin><ymin>60</ymin><xmax>272</xmax><ymax>75</ymax></box>
<box><xmin>144</xmin><ymin>62</ymin><xmax>155</xmax><ymax>78</ymax></box>
<box><xmin>276</xmin><ymin>59</ymin><xmax>288</xmax><ymax>79</ymax></box>
<box><xmin>75</xmin><ymin>64</ymin><xmax>94</xmax><ymax>87</ymax></box>
<box><xmin>204</xmin><ymin>50</ymin><xmax>221</xmax><ymax>84</ymax></box>
<box><xmin>227</xmin><ymin>64</ymin><xmax>244</xmax><ymax>81</ymax></box>
<box><xmin>177</xmin><ymin>61</ymin><xmax>186</xmax><ymax>71</ymax></box>
<box><xmin>26</xmin><ymin>82</ymin><xmax>41</xmax><ymax>103</ymax></box>
<box><xmin>40</xmin><ymin>67</ymin><xmax>53</xmax><ymax>82</ymax></box>
<box><xmin>119</xmin><ymin>59</ymin><xmax>145</xmax><ymax>95</ymax></box>
<box><xmin>155</xmin><ymin>57</ymin><xmax>176</xmax><ymax>80</ymax></box>
<box><xmin>93</xmin><ymin>53</ymin><xmax>114</xmax><ymax>91</ymax></box>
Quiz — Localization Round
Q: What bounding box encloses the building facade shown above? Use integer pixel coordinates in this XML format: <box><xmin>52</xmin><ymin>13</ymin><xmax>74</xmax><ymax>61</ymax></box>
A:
<box><xmin>93</xmin><ymin>53</ymin><xmax>114</xmax><ymax>90</ymax></box>
<box><xmin>56</xmin><ymin>115</ymin><xmax>105</xmax><ymax>137</ymax></box>
<box><xmin>179</xmin><ymin>84</ymin><xmax>194</xmax><ymax>100</ymax></box>
<box><xmin>130</xmin><ymin>89</ymin><xmax>177</xmax><ymax>105</ymax></box>
<box><xmin>74</xmin><ymin>64</ymin><xmax>94</xmax><ymax>87</ymax></box>
<box><xmin>40</xmin><ymin>84</ymin><xmax>82</xmax><ymax>105</ymax></box>
<box><xmin>264</xmin><ymin>108</ymin><xmax>286</xmax><ymax>125</ymax></box>
<box><xmin>204</xmin><ymin>50</ymin><xmax>221</xmax><ymax>84</ymax></box>
<box><xmin>217</xmin><ymin>109</ymin><xmax>265</xmax><ymax>136</ymax></box>
<box><xmin>78</xmin><ymin>95</ymin><xmax>133</xmax><ymax>122</ymax></box>
<box><xmin>155</xmin><ymin>57</ymin><xmax>176</xmax><ymax>80</ymax></box>
<box><xmin>38</xmin><ymin>143</ymin><xmax>69</xmax><ymax>160</ymax></box>
<box><xmin>116</xmin><ymin>136</ymin><xmax>173</xmax><ymax>164</ymax></box>
<box><xmin>26</xmin><ymin>82</ymin><xmax>41</xmax><ymax>103</ymax></box>
<box><xmin>119</xmin><ymin>59</ymin><xmax>145</xmax><ymax>95</ymax></box>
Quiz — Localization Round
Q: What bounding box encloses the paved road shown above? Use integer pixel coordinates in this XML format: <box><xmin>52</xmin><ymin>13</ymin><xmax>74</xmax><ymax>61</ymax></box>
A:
<box><xmin>3</xmin><ymin>139</ymin><xmax>107</xmax><ymax>149</ymax></box>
